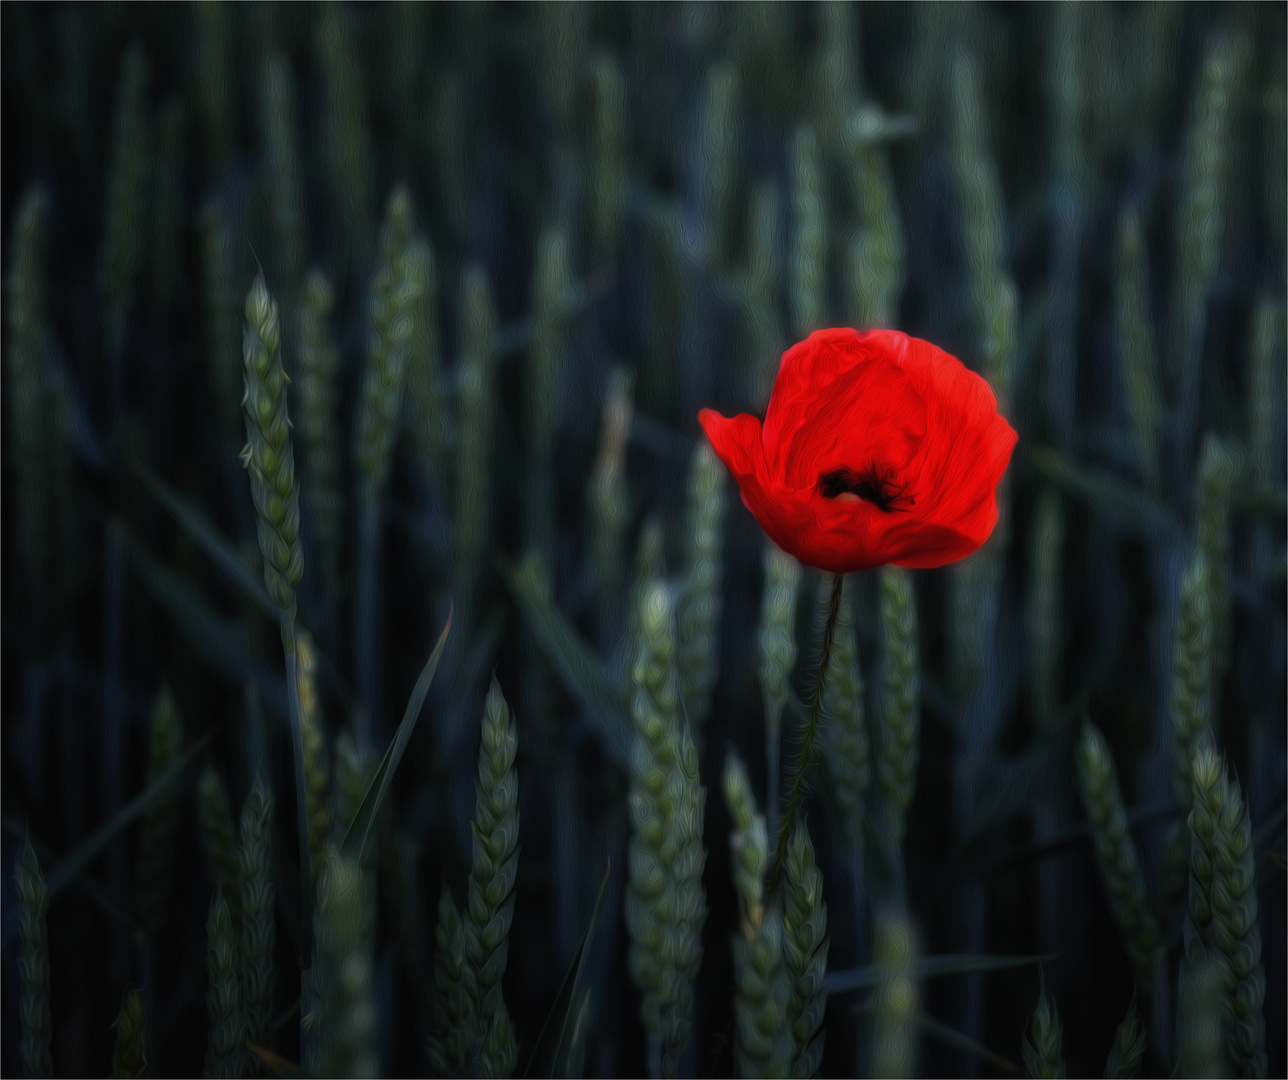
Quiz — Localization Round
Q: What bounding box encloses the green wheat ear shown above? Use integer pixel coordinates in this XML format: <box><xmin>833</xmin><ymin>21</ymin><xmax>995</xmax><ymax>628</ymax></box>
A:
<box><xmin>464</xmin><ymin>679</ymin><xmax>521</xmax><ymax>1079</ymax></box>
<box><xmin>205</xmin><ymin>889</ymin><xmax>248</xmax><ymax>1080</ymax></box>
<box><xmin>759</xmin><ymin>542</ymin><xmax>801</xmax><ymax>832</ymax></box>
<box><xmin>877</xmin><ymin>566</ymin><xmax>920</xmax><ymax>849</ymax></box>
<box><xmin>678</xmin><ymin>439</ymin><xmax>727</xmax><ymax>737</ymax></box>
<box><xmin>1177</xmin><ymin>944</ymin><xmax>1227</xmax><ymax>1080</ymax></box>
<box><xmin>16</xmin><ymin>839</ymin><xmax>53</xmax><ymax>1080</ymax></box>
<box><xmin>1185</xmin><ymin>745</ymin><xmax>1267</xmax><ymax>1078</ymax></box>
<box><xmin>723</xmin><ymin>751</ymin><xmax>793</xmax><ymax>1079</ymax></box>
<box><xmin>627</xmin><ymin>580</ymin><xmax>707</xmax><ymax>1080</ymax></box>
<box><xmin>197</xmin><ymin>764</ymin><xmax>242</xmax><ymax>933</ymax></box>
<box><xmin>1075</xmin><ymin>722</ymin><xmax>1160</xmax><ymax>994</ymax></box>
<box><xmin>241</xmin><ymin>272</ymin><xmax>303</xmax><ymax>644</ymax></box>
<box><xmin>239</xmin><ymin>774</ymin><xmax>277</xmax><ymax>1053</ymax></box>
<box><xmin>135</xmin><ymin>686</ymin><xmax>184</xmax><ymax>939</ymax></box>
<box><xmin>1021</xmin><ymin>972</ymin><xmax>1066</xmax><ymax>1079</ymax></box>
<box><xmin>428</xmin><ymin>886</ymin><xmax>471</xmax><ymax>1078</ymax></box>
<box><xmin>1102</xmin><ymin>995</ymin><xmax>1146</xmax><ymax>1080</ymax></box>
<box><xmin>868</xmin><ymin>904</ymin><xmax>920</xmax><ymax>1080</ymax></box>
<box><xmin>109</xmin><ymin>987</ymin><xmax>148</xmax><ymax>1079</ymax></box>
<box><xmin>312</xmin><ymin>847</ymin><xmax>378</xmax><ymax>1079</ymax></box>
<box><xmin>823</xmin><ymin>576</ymin><xmax>868</xmax><ymax>854</ymax></box>
<box><xmin>783</xmin><ymin>822</ymin><xmax>828</xmax><ymax>1079</ymax></box>
<box><xmin>1165</xmin><ymin>550</ymin><xmax>1214</xmax><ymax>909</ymax></box>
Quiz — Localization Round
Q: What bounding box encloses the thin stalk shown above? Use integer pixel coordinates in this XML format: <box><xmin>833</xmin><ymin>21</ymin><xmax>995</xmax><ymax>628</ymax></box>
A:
<box><xmin>767</xmin><ymin>572</ymin><xmax>843</xmax><ymax>904</ymax></box>
<box><xmin>354</xmin><ymin>504</ymin><xmax>380</xmax><ymax>748</ymax></box>
<box><xmin>282</xmin><ymin>616</ymin><xmax>314</xmax><ymax>1028</ymax></box>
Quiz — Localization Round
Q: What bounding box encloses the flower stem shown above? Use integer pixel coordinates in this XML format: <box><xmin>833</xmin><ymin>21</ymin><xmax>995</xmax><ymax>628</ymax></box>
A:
<box><xmin>766</xmin><ymin>571</ymin><xmax>843</xmax><ymax>905</ymax></box>
<box><xmin>282</xmin><ymin>612</ymin><xmax>315</xmax><ymax>1040</ymax></box>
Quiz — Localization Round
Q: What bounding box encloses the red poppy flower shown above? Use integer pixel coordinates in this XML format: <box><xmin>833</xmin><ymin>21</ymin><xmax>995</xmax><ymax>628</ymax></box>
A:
<box><xmin>699</xmin><ymin>328</ymin><xmax>1018</xmax><ymax>573</ymax></box>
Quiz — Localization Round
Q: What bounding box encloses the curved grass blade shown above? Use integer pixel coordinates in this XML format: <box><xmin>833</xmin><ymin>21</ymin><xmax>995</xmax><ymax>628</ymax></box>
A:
<box><xmin>827</xmin><ymin>952</ymin><xmax>1050</xmax><ymax>995</ymax></box>
<box><xmin>341</xmin><ymin>610</ymin><xmax>452</xmax><ymax>862</ymax></box>
<box><xmin>1029</xmin><ymin>445</ymin><xmax>1180</xmax><ymax>545</ymax></box>
<box><xmin>918</xmin><ymin>1012</ymin><xmax>1020</xmax><ymax>1075</ymax></box>
<box><xmin>524</xmin><ymin>860</ymin><xmax>612</xmax><ymax>1079</ymax></box>
<box><xmin>247</xmin><ymin>1042</ymin><xmax>311</xmax><ymax>1079</ymax></box>
<box><xmin>133</xmin><ymin>459</ymin><xmax>276</xmax><ymax>617</ymax></box>
<box><xmin>497</xmin><ymin>556</ymin><xmax>631</xmax><ymax>768</ymax></box>
<box><xmin>1</xmin><ymin>729</ymin><xmax>217</xmax><ymax>947</ymax></box>
<box><xmin>122</xmin><ymin>531</ymin><xmax>288</xmax><ymax>717</ymax></box>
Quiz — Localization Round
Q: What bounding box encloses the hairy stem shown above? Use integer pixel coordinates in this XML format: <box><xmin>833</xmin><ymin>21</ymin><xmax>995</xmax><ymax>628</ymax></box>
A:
<box><xmin>767</xmin><ymin>572</ymin><xmax>843</xmax><ymax>904</ymax></box>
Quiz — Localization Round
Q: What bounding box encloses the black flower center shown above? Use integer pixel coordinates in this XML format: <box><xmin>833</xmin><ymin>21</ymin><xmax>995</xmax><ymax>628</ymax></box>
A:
<box><xmin>819</xmin><ymin>465</ymin><xmax>915</xmax><ymax>512</ymax></box>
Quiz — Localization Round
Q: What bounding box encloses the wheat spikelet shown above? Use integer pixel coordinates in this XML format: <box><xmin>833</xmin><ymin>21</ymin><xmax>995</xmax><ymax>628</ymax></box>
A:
<box><xmin>198</xmin><ymin>765</ymin><xmax>242</xmax><ymax>933</ymax></box>
<box><xmin>16</xmin><ymin>839</ymin><xmax>53</xmax><ymax>1080</ymax></box>
<box><xmin>463</xmin><ymin>680</ymin><xmax>521</xmax><ymax>1077</ymax></box>
<box><xmin>109</xmin><ymin>987</ymin><xmax>148</xmax><ymax>1079</ymax></box>
<box><xmin>627</xmin><ymin>581</ymin><xmax>707</xmax><ymax>1079</ymax></box>
<box><xmin>1102</xmin><ymin>995</ymin><xmax>1146</xmax><ymax>1079</ymax></box>
<box><xmin>1075</xmin><ymin>722</ymin><xmax>1160</xmax><ymax>993</ymax></box>
<box><xmin>783</xmin><ymin>823</ymin><xmax>828</xmax><ymax>1078</ymax></box>
<box><xmin>678</xmin><ymin>440</ymin><xmax>727</xmax><ymax>736</ymax></box>
<box><xmin>822</xmin><ymin>578</ymin><xmax>868</xmax><ymax>852</ymax></box>
<box><xmin>868</xmin><ymin>904</ymin><xmax>919</xmax><ymax>1080</ymax></box>
<box><xmin>723</xmin><ymin>752</ymin><xmax>793</xmax><ymax>1079</ymax></box>
<box><xmin>204</xmin><ymin>890</ymin><xmax>247</xmax><ymax>1079</ymax></box>
<box><xmin>877</xmin><ymin>566</ymin><xmax>920</xmax><ymax>847</ymax></box>
<box><xmin>238</xmin><ymin>774</ymin><xmax>277</xmax><ymax>1051</ymax></box>
<box><xmin>1185</xmin><ymin>746</ymin><xmax>1267</xmax><ymax>1077</ymax></box>
<box><xmin>1021</xmin><ymin>972</ymin><xmax>1066</xmax><ymax>1079</ymax></box>
<box><xmin>240</xmin><ymin>273</ymin><xmax>304</xmax><ymax>641</ymax></box>
<box><xmin>135</xmin><ymin>687</ymin><xmax>184</xmax><ymax>938</ymax></box>
<box><xmin>312</xmin><ymin>849</ymin><xmax>378</xmax><ymax>1079</ymax></box>
<box><xmin>428</xmin><ymin>886</ymin><xmax>471</xmax><ymax>1077</ymax></box>
<box><xmin>759</xmin><ymin>543</ymin><xmax>801</xmax><ymax>831</ymax></box>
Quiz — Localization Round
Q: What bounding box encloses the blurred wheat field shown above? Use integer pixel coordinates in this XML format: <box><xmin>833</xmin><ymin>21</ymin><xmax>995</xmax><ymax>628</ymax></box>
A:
<box><xmin>2</xmin><ymin>3</ymin><xmax>1285</xmax><ymax>1078</ymax></box>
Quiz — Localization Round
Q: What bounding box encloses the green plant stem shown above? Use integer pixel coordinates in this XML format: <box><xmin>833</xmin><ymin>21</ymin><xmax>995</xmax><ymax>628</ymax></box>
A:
<box><xmin>283</xmin><ymin>618</ymin><xmax>314</xmax><ymax>997</ymax></box>
<box><xmin>767</xmin><ymin>572</ymin><xmax>843</xmax><ymax>904</ymax></box>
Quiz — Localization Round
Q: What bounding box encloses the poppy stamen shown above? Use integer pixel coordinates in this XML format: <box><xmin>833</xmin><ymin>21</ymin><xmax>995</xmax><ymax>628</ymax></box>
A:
<box><xmin>819</xmin><ymin>465</ymin><xmax>915</xmax><ymax>512</ymax></box>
